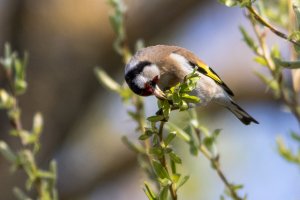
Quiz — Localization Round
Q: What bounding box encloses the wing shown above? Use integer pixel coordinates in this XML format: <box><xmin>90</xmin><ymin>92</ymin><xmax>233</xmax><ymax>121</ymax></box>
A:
<box><xmin>173</xmin><ymin>48</ymin><xmax>234</xmax><ymax>96</ymax></box>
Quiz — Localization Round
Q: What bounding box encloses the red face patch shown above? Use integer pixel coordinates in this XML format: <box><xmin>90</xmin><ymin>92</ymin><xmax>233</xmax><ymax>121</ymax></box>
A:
<box><xmin>141</xmin><ymin>83</ymin><xmax>154</xmax><ymax>96</ymax></box>
<box><xmin>141</xmin><ymin>76</ymin><xmax>159</xmax><ymax>96</ymax></box>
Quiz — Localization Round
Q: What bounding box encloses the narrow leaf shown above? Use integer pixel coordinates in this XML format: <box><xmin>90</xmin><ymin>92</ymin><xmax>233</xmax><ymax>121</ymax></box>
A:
<box><xmin>181</xmin><ymin>94</ymin><xmax>200</xmax><ymax>103</ymax></box>
<box><xmin>166</xmin><ymin>123</ymin><xmax>191</xmax><ymax>143</ymax></box>
<box><xmin>144</xmin><ymin>182</ymin><xmax>157</xmax><ymax>200</ymax></box>
<box><xmin>274</xmin><ymin>58</ymin><xmax>300</xmax><ymax>69</ymax></box>
<box><xmin>169</xmin><ymin>152</ymin><xmax>182</xmax><ymax>164</ymax></box>
<box><xmin>94</xmin><ymin>67</ymin><xmax>121</xmax><ymax>92</ymax></box>
<box><xmin>218</xmin><ymin>0</ymin><xmax>238</xmax><ymax>7</ymax></box>
<box><xmin>159</xmin><ymin>186</ymin><xmax>168</xmax><ymax>200</ymax></box>
<box><xmin>147</xmin><ymin>115</ymin><xmax>165</xmax><ymax>122</ymax></box>
<box><xmin>32</xmin><ymin>112</ymin><xmax>43</xmax><ymax>135</ymax></box>
<box><xmin>152</xmin><ymin>160</ymin><xmax>171</xmax><ymax>180</ymax></box>
<box><xmin>254</xmin><ymin>56</ymin><xmax>267</xmax><ymax>66</ymax></box>
<box><xmin>0</xmin><ymin>141</ymin><xmax>17</xmax><ymax>163</ymax></box>
<box><xmin>122</xmin><ymin>136</ymin><xmax>145</xmax><ymax>154</ymax></box>
<box><xmin>177</xmin><ymin>175</ymin><xmax>190</xmax><ymax>189</ymax></box>
<box><xmin>13</xmin><ymin>187</ymin><xmax>32</xmax><ymax>200</ymax></box>
<box><xmin>164</xmin><ymin>131</ymin><xmax>176</xmax><ymax>146</ymax></box>
<box><xmin>139</xmin><ymin>134</ymin><xmax>151</xmax><ymax>140</ymax></box>
<box><xmin>239</xmin><ymin>26</ymin><xmax>257</xmax><ymax>52</ymax></box>
<box><xmin>290</xmin><ymin>131</ymin><xmax>300</xmax><ymax>142</ymax></box>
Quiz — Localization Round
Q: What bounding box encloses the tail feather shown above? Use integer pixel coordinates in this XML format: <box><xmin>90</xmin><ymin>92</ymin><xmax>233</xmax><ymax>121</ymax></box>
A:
<box><xmin>227</xmin><ymin>101</ymin><xmax>259</xmax><ymax>125</ymax></box>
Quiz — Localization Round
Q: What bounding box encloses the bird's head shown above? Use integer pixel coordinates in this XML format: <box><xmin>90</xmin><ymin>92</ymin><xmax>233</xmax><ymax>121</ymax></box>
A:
<box><xmin>125</xmin><ymin>60</ymin><xmax>166</xmax><ymax>99</ymax></box>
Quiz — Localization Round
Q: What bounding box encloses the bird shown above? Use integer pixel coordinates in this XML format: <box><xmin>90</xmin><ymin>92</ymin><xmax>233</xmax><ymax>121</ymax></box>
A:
<box><xmin>124</xmin><ymin>45</ymin><xmax>258</xmax><ymax>125</ymax></box>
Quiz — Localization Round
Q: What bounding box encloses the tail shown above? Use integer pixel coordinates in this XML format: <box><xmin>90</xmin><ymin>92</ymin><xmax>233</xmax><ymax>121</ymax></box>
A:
<box><xmin>227</xmin><ymin>101</ymin><xmax>259</xmax><ymax>125</ymax></box>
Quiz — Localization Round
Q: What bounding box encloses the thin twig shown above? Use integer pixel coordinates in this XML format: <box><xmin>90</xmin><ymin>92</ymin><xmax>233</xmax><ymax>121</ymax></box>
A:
<box><xmin>195</xmin><ymin>129</ymin><xmax>243</xmax><ymax>200</ymax></box>
<box><xmin>246</xmin><ymin>5</ymin><xmax>300</xmax><ymax>47</ymax></box>
<box><xmin>157</xmin><ymin>121</ymin><xmax>177</xmax><ymax>200</ymax></box>
<box><xmin>3</xmin><ymin>70</ymin><xmax>47</xmax><ymax>199</ymax></box>
<box><xmin>249</xmin><ymin>12</ymin><xmax>300</xmax><ymax>123</ymax></box>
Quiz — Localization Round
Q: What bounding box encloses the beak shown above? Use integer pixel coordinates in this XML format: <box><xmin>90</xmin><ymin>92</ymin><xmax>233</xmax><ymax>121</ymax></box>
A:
<box><xmin>153</xmin><ymin>85</ymin><xmax>166</xmax><ymax>100</ymax></box>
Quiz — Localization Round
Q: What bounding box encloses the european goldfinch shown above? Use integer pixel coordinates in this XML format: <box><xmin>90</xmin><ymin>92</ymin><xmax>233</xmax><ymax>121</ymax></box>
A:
<box><xmin>125</xmin><ymin>45</ymin><xmax>258</xmax><ymax>125</ymax></box>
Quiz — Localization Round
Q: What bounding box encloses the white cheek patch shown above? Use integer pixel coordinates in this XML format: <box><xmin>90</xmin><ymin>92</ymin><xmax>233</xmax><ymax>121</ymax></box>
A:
<box><xmin>169</xmin><ymin>53</ymin><xmax>193</xmax><ymax>71</ymax></box>
<box><xmin>132</xmin><ymin>64</ymin><xmax>160</xmax><ymax>89</ymax></box>
<box><xmin>142</xmin><ymin>64</ymin><xmax>160</xmax><ymax>78</ymax></box>
<box><xmin>133</xmin><ymin>75</ymin><xmax>147</xmax><ymax>88</ymax></box>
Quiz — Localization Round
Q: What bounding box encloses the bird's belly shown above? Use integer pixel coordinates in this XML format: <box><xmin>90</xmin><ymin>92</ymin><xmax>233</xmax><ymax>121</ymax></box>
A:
<box><xmin>191</xmin><ymin>74</ymin><xmax>222</xmax><ymax>106</ymax></box>
<box><xmin>159</xmin><ymin>72</ymin><xmax>225</xmax><ymax>107</ymax></box>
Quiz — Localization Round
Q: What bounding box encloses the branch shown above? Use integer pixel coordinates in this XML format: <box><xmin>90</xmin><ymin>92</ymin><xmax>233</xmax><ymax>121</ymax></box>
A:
<box><xmin>0</xmin><ymin>44</ymin><xmax>58</xmax><ymax>200</ymax></box>
<box><xmin>249</xmin><ymin>13</ymin><xmax>300</xmax><ymax>123</ymax></box>
<box><xmin>158</xmin><ymin>121</ymin><xmax>177</xmax><ymax>200</ymax></box>
<box><xmin>246</xmin><ymin>5</ymin><xmax>300</xmax><ymax>47</ymax></box>
<box><xmin>195</xmin><ymin>128</ymin><xmax>243</xmax><ymax>200</ymax></box>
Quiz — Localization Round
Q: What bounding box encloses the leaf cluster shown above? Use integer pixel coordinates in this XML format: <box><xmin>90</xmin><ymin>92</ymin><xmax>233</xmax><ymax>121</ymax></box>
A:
<box><xmin>0</xmin><ymin>44</ymin><xmax>58</xmax><ymax>200</ymax></box>
<box><xmin>220</xmin><ymin>0</ymin><xmax>300</xmax><ymax>169</ymax></box>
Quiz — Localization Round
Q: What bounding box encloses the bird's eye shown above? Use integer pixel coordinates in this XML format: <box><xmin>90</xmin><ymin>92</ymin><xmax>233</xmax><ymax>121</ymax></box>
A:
<box><xmin>148</xmin><ymin>75</ymin><xmax>159</xmax><ymax>87</ymax></box>
<box><xmin>152</xmin><ymin>75</ymin><xmax>159</xmax><ymax>84</ymax></box>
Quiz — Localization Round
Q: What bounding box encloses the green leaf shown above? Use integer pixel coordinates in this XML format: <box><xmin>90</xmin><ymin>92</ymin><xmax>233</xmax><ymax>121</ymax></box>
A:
<box><xmin>149</xmin><ymin>147</ymin><xmax>164</xmax><ymax>158</ymax></box>
<box><xmin>147</xmin><ymin>115</ymin><xmax>165</xmax><ymax>122</ymax></box>
<box><xmin>239</xmin><ymin>26</ymin><xmax>258</xmax><ymax>52</ymax></box>
<box><xmin>239</xmin><ymin>0</ymin><xmax>252</xmax><ymax>7</ymax></box>
<box><xmin>127</xmin><ymin>110</ymin><xmax>138</xmax><ymax>121</ymax></box>
<box><xmin>171</xmin><ymin>173</ymin><xmax>181</xmax><ymax>183</ymax></box>
<box><xmin>290</xmin><ymin>131</ymin><xmax>300</xmax><ymax>142</ymax></box>
<box><xmin>152</xmin><ymin>134</ymin><xmax>160</xmax><ymax>146</ymax></box>
<box><xmin>218</xmin><ymin>0</ymin><xmax>238</xmax><ymax>7</ymax></box>
<box><xmin>152</xmin><ymin>160</ymin><xmax>171</xmax><ymax>180</ymax></box>
<box><xmin>189</xmin><ymin>143</ymin><xmax>199</xmax><ymax>156</ymax></box>
<box><xmin>161</xmin><ymin>100</ymin><xmax>171</xmax><ymax>118</ymax></box>
<box><xmin>177</xmin><ymin>175</ymin><xmax>190</xmax><ymax>189</ymax></box>
<box><xmin>143</xmin><ymin>182</ymin><xmax>157</xmax><ymax>200</ymax></box>
<box><xmin>203</xmin><ymin>129</ymin><xmax>221</xmax><ymax>150</ymax></box>
<box><xmin>32</xmin><ymin>113</ymin><xmax>43</xmax><ymax>135</ymax></box>
<box><xmin>14</xmin><ymin>80</ymin><xmax>27</xmax><ymax>95</ymax></box>
<box><xmin>139</xmin><ymin>133</ymin><xmax>151</xmax><ymax>140</ymax></box>
<box><xmin>213</xmin><ymin>129</ymin><xmax>222</xmax><ymax>137</ymax></box>
<box><xmin>254</xmin><ymin>71</ymin><xmax>280</xmax><ymax>97</ymax></box>
<box><xmin>164</xmin><ymin>131</ymin><xmax>176</xmax><ymax>146</ymax></box>
<box><xmin>0</xmin><ymin>141</ymin><xmax>17</xmax><ymax>163</ymax></box>
<box><xmin>181</xmin><ymin>94</ymin><xmax>200</xmax><ymax>104</ymax></box>
<box><xmin>276</xmin><ymin>137</ymin><xmax>300</xmax><ymax>163</ymax></box>
<box><xmin>122</xmin><ymin>136</ymin><xmax>145</xmax><ymax>154</ymax></box>
<box><xmin>289</xmin><ymin>31</ymin><xmax>300</xmax><ymax>53</ymax></box>
<box><xmin>50</xmin><ymin>160</ymin><xmax>57</xmax><ymax>182</ymax></box>
<box><xmin>169</xmin><ymin>152</ymin><xmax>182</xmax><ymax>164</ymax></box>
<box><xmin>231</xmin><ymin>184</ymin><xmax>244</xmax><ymax>191</ymax></box>
<box><xmin>203</xmin><ymin>137</ymin><xmax>214</xmax><ymax>149</ymax></box>
<box><xmin>94</xmin><ymin>67</ymin><xmax>121</xmax><ymax>92</ymax></box>
<box><xmin>271</xmin><ymin>45</ymin><xmax>281</xmax><ymax>58</ymax></box>
<box><xmin>13</xmin><ymin>187</ymin><xmax>32</xmax><ymax>200</ymax></box>
<box><xmin>0</xmin><ymin>89</ymin><xmax>15</xmax><ymax>109</ymax></box>
<box><xmin>37</xmin><ymin>170</ymin><xmax>55</xmax><ymax>179</ymax></box>
<box><xmin>253</xmin><ymin>56</ymin><xmax>267</xmax><ymax>66</ymax></box>
<box><xmin>0</xmin><ymin>43</ymin><xmax>15</xmax><ymax>70</ymax></box>
<box><xmin>171</xmin><ymin>92</ymin><xmax>181</xmax><ymax>106</ymax></box>
<box><xmin>159</xmin><ymin>186</ymin><xmax>168</xmax><ymax>200</ymax></box>
<box><xmin>166</xmin><ymin>123</ymin><xmax>191</xmax><ymax>143</ymax></box>
<box><xmin>179</xmin><ymin>100</ymin><xmax>189</xmax><ymax>111</ymax></box>
<box><xmin>293</xmin><ymin>2</ymin><xmax>300</xmax><ymax>30</ymax></box>
<box><xmin>274</xmin><ymin>58</ymin><xmax>300</xmax><ymax>69</ymax></box>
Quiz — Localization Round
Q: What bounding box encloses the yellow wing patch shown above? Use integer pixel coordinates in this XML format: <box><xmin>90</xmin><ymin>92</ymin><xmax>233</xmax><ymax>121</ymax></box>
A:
<box><xmin>195</xmin><ymin>61</ymin><xmax>234</xmax><ymax>96</ymax></box>
<box><xmin>196</xmin><ymin>61</ymin><xmax>222</xmax><ymax>84</ymax></box>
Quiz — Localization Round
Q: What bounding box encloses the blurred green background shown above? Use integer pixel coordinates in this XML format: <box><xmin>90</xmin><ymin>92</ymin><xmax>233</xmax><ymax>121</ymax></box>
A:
<box><xmin>0</xmin><ymin>0</ymin><xmax>299</xmax><ymax>200</ymax></box>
